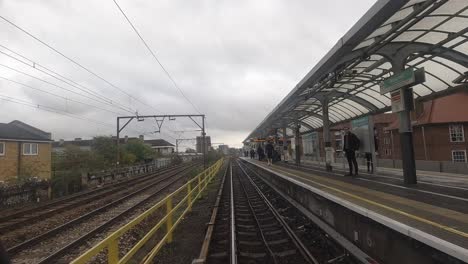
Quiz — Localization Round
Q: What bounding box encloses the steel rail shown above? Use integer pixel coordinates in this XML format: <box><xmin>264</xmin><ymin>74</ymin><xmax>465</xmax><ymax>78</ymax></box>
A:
<box><xmin>7</xmin><ymin>164</ymin><xmax>197</xmax><ymax>256</ymax></box>
<box><xmin>237</xmin><ymin>160</ymin><xmax>319</xmax><ymax>264</ymax></box>
<box><xmin>35</xmin><ymin>164</ymin><xmax>199</xmax><ymax>264</ymax></box>
<box><xmin>235</xmin><ymin>163</ymin><xmax>279</xmax><ymax>264</ymax></box>
<box><xmin>0</xmin><ymin>163</ymin><xmax>179</xmax><ymax>226</ymax></box>
<box><xmin>229</xmin><ymin>162</ymin><xmax>237</xmax><ymax>264</ymax></box>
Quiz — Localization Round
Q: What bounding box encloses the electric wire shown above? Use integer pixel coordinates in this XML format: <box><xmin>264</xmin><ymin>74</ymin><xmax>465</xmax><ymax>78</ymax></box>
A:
<box><xmin>0</xmin><ymin>75</ymin><xmax>126</xmax><ymax>116</ymax></box>
<box><xmin>0</xmin><ymin>63</ymin><xmax>133</xmax><ymax>114</ymax></box>
<box><xmin>0</xmin><ymin>45</ymin><xmax>135</xmax><ymax>113</ymax></box>
<box><xmin>0</xmin><ymin>15</ymin><xmax>161</xmax><ymax>114</ymax></box>
<box><xmin>0</xmin><ymin>94</ymin><xmax>115</xmax><ymax>128</ymax></box>
<box><xmin>112</xmin><ymin>0</ymin><xmax>202</xmax><ymax>114</ymax></box>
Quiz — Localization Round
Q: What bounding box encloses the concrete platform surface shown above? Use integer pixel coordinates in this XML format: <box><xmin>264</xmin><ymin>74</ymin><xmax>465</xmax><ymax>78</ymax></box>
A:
<box><xmin>241</xmin><ymin>157</ymin><xmax>468</xmax><ymax>263</ymax></box>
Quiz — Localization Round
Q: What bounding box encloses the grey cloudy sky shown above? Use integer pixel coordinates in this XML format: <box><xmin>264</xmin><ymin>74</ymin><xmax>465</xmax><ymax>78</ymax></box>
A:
<box><xmin>0</xmin><ymin>0</ymin><xmax>376</xmax><ymax>148</ymax></box>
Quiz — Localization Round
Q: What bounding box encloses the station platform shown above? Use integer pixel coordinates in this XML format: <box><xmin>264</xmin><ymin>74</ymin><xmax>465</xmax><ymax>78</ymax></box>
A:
<box><xmin>300</xmin><ymin>159</ymin><xmax>468</xmax><ymax>189</ymax></box>
<box><xmin>240</xmin><ymin>157</ymin><xmax>468</xmax><ymax>263</ymax></box>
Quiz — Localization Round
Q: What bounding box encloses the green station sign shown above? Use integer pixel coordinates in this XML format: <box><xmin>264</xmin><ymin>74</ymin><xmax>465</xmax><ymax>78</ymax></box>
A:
<box><xmin>379</xmin><ymin>67</ymin><xmax>425</xmax><ymax>94</ymax></box>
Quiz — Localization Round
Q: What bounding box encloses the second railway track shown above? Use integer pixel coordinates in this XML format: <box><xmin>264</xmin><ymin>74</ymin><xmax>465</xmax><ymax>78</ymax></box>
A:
<box><xmin>5</xmin><ymin>163</ymin><xmax>200</xmax><ymax>264</ymax></box>
<box><xmin>198</xmin><ymin>158</ymin><xmax>358</xmax><ymax>264</ymax></box>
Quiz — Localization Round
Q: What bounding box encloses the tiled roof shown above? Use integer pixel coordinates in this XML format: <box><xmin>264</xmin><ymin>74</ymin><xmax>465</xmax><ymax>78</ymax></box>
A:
<box><xmin>145</xmin><ymin>139</ymin><xmax>174</xmax><ymax>147</ymax></box>
<box><xmin>0</xmin><ymin>120</ymin><xmax>52</xmax><ymax>141</ymax></box>
<box><xmin>386</xmin><ymin>91</ymin><xmax>468</xmax><ymax>130</ymax></box>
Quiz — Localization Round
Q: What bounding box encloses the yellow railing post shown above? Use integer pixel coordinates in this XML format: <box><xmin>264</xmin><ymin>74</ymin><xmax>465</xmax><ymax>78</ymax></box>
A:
<box><xmin>187</xmin><ymin>182</ymin><xmax>192</xmax><ymax>211</ymax></box>
<box><xmin>198</xmin><ymin>174</ymin><xmax>202</xmax><ymax>193</ymax></box>
<box><xmin>108</xmin><ymin>239</ymin><xmax>119</xmax><ymax>263</ymax></box>
<box><xmin>70</xmin><ymin>159</ymin><xmax>224</xmax><ymax>264</ymax></box>
<box><xmin>166</xmin><ymin>197</ymin><xmax>173</xmax><ymax>243</ymax></box>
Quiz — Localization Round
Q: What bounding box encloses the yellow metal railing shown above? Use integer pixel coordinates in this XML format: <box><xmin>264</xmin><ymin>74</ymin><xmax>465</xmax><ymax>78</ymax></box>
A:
<box><xmin>71</xmin><ymin>159</ymin><xmax>224</xmax><ymax>264</ymax></box>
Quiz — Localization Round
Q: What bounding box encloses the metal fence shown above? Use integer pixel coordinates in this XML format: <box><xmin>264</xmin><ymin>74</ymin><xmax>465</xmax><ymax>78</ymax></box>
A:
<box><xmin>71</xmin><ymin>158</ymin><xmax>224</xmax><ymax>264</ymax></box>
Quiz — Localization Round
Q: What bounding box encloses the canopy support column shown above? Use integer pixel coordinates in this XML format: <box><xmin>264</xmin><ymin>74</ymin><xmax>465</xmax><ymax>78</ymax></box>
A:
<box><xmin>322</xmin><ymin>97</ymin><xmax>332</xmax><ymax>171</ymax></box>
<box><xmin>282</xmin><ymin>126</ymin><xmax>288</xmax><ymax>162</ymax></box>
<box><xmin>295</xmin><ymin>121</ymin><xmax>301</xmax><ymax>165</ymax></box>
<box><xmin>393</xmin><ymin>63</ymin><xmax>417</xmax><ymax>184</ymax></box>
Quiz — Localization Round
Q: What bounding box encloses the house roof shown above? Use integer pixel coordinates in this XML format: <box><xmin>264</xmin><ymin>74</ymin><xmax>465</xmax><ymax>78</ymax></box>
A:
<box><xmin>52</xmin><ymin>139</ymin><xmax>94</xmax><ymax>148</ymax></box>
<box><xmin>145</xmin><ymin>139</ymin><xmax>174</xmax><ymax>147</ymax></box>
<box><xmin>386</xmin><ymin>91</ymin><xmax>468</xmax><ymax>130</ymax></box>
<box><xmin>0</xmin><ymin>120</ymin><xmax>52</xmax><ymax>141</ymax></box>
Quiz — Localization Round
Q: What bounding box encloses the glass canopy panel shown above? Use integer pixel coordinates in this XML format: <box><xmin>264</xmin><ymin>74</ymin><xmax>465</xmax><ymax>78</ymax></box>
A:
<box><xmin>410</xmin><ymin>16</ymin><xmax>447</xmax><ymax>30</ymax></box>
<box><xmin>432</xmin><ymin>0</ymin><xmax>468</xmax><ymax>15</ymax></box>
<box><xmin>245</xmin><ymin>1</ymin><xmax>468</xmax><ymax>143</ymax></box>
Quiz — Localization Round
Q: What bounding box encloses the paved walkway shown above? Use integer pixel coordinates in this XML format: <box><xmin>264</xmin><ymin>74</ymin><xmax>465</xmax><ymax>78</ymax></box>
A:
<box><xmin>300</xmin><ymin>159</ymin><xmax>468</xmax><ymax>189</ymax></box>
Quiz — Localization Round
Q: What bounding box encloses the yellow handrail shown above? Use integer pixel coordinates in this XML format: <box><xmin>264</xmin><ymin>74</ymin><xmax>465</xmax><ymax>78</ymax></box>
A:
<box><xmin>71</xmin><ymin>158</ymin><xmax>224</xmax><ymax>264</ymax></box>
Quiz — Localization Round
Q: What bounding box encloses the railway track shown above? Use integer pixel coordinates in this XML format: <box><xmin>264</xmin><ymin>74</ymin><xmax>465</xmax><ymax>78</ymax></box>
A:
<box><xmin>1</xmin><ymin>164</ymin><xmax>195</xmax><ymax>250</ymax></box>
<box><xmin>6</xmin><ymin>163</ymin><xmax>199</xmax><ymax>264</ymax></box>
<box><xmin>0</xmin><ymin>163</ymin><xmax>182</xmax><ymax>233</ymax></box>
<box><xmin>201</xmin><ymin>159</ymin><xmax>317</xmax><ymax>264</ymax></box>
<box><xmin>197</xmin><ymin>158</ymin><xmax>357</xmax><ymax>264</ymax></box>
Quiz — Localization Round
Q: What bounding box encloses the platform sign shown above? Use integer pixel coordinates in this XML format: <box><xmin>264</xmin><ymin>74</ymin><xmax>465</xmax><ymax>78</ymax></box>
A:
<box><xmin>351</xmin><ymin>116</ymin><xmax>371</xmax><ymax>153</ymax></box>
<box><xmin>391</xmin><ymin>90</ymin><xmax>404</xmax><ymax>113</ymax></box>
<box><xmin>379</xmin><ymin>67</ymin><xmax>425</xmax><ymax>95</ymax></box>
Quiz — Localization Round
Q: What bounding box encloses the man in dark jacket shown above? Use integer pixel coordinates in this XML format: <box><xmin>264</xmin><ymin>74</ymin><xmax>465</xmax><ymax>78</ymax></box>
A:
<box><xmin>265</xmin><ymin>141</ymin><xmax>274</xmax><ymax>165</ymax></box>
<box><xmin>257</xmin><ymin>145</ymin><xmax>265</xmax><ymax>161</ymax></box>
<box><xmin>343</xmin><ymin>130</ymin><xmax>360</xmax><ymax>176</ymax></box>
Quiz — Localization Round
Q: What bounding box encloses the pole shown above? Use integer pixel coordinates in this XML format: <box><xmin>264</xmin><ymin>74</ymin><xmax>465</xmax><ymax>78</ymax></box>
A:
<box><xmin>295</xmin><ymin>122</ymin><xmax>301</xmax><ymax>165</ymax></box>
<box><xmin>422</xmin><ymin>126</ymin><xmax>428</xmax><ymax>160</ymax></box>
<box><xmin>116</xmin><ymin>117</ymin><xmax>120</xmax><ymax>167</ymax></box>
<box><xmin>322</xmin><ymin>97</ymin><xmax>332</xmax><ymax>171</ymax></box>
<box><xmin>399</xmin><ymin>87</ymin><xmax>417</xmax><ymax>184</ymax></box>
<box><xmin>202</xmin><ymin>115</ymin><xmax>206</xmax><ymax>169</ymax></box>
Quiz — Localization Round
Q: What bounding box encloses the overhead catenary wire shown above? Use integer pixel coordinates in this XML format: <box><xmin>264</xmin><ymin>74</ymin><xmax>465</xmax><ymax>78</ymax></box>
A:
<box><xmin>0</xmin><ymin>75</ymin><xmax>126</xmax><ymax>116</ymax></box>
<box><xmin>0</xmin><ymin>15</ymin><xmax>162</xmax><ymax>114</ymax></box>
<box><xmin>0</xmin><ymin>45</ymin><xmax>136</xmax><ymax>113</ymax></box>
<box><xmin>0</xmin><ymin>63</ymin><xmax>134</xmax><ymax>114</ymax></box>
<box><xmin>0</xmin><ymin>94</ymin><xmax>115</xmax><ymax>128</ymax></box>
<box><xmin>112</xmin><ymin>0</ymin><xmax>202</xmax><ymax>115</ymax></box>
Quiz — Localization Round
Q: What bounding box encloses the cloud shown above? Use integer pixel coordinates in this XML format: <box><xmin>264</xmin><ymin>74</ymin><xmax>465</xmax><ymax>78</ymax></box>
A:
<box><xmin>0</xmin><ymin>0</ymin><xmax>377</xmax><ymax>147</ymax></box>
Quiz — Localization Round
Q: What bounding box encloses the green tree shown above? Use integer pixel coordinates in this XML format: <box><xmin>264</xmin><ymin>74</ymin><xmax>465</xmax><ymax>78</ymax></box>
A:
<box><xmin>124</xmin><ymin>139</ymin><xmax>155</xmax><ymax>163</ymax></box>
<box><xmin>92</xmin><ymin>136</ymin><xmax>117</xmax><ymax>166</ymax></box>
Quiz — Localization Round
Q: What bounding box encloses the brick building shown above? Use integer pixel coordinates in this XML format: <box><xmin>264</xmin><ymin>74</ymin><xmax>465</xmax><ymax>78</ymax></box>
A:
<box><xmin>381</xmin><ymin>91</ymin><xmax>468</xmax><ymax>163</ymax></box>
<box><xmin>300</xmin><ymin>91</ymin><xmax>468</xmax><ymax>164</ymax></box>
<box><xmin>0</xmin><ymin>120</ymin><xmax>52</xmax><ymax>182</ymax></box>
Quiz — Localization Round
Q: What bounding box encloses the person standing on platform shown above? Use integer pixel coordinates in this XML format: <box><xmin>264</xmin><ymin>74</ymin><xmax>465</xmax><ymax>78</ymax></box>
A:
<box><xmin>250</xmin><ymin>148</ymin><xmax>255</xmax><ymax>159</ymax></box>
<box><xmin>265</xmin><ymin>140</ymin><xmax>274</xmax><ymax>166</ymax></box>
<box><xmin>343</xmin><ymin>129</ymin><xmax>360</xmax><ymax>177</ymax></box>
<box><xmin>257</xmin><ymin>144</ymin><xmax>264</xmax><ymax>161</ymax></box>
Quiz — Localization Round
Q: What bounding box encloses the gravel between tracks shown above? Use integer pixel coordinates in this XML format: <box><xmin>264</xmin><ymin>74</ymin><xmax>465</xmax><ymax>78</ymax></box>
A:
<box><xmin>57</xmin><ymin>168</ymin><xmax>201</xmax><ymax>264</ymax></box>
<box><xmin>10</xmin><ymin>167</ymin><xmax>198</xmax><ymax>264</ymax></box>
<box><xmin>2</xmin><ymin>166</ymin><xmax>189</xmax><ymax>249</ymax></box>
<box><xmin>151</xmin><ymin>174</ymin><xmax>222</xmax><ymax>264</ymax></box>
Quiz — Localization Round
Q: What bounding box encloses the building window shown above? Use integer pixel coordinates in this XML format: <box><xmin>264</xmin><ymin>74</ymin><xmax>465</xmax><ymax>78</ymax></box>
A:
<box><xmin>23</xmin><ymin>143</ymin><xmax>38</xmax><ymax>155</ymax></box>
<box><xmin>449</xmin><ymin>124</ymin><xmax>464</xmax><ymax>142</ymax></box>
<box><xmin>384</xmin><ymin>148</ymin><xmax>392</xmax><ymax>156</ymax></box>
<box><xmin>0</xmin><ymin>142</ymin><xmax>4</xmax><ymax>155</ymax></box>
<box><xmin>452</xmin><ymin>150</ymin><xmax>467</xmax><ymax>163</ymax></box>
<box><xmin>383</xmin><ymin>137</ymin><xmax>390</xmax><ymax>145</ymax></box>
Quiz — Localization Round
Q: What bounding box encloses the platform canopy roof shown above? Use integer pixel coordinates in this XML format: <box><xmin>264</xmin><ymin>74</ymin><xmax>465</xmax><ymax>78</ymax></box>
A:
<box><xmin>245</xmin><ymin>0</ymin><xmax>468</xmax><ymax>142</ymax></box>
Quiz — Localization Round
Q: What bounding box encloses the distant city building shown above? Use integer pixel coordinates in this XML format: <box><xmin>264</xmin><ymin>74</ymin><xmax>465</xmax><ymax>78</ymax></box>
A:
<box><xmin>0</xmin><ymin>120</ymin><xmax>52</xmax><ymax>181</ymax></box>
<box><xmin>196</xmin><ymin>136</ymin><xmax>211</xmax><ymax>153</ymax></box>
<box><xmin>144</xmin><ymin>139</ymin><xmax>174</xmax><ymax>155</ymax></box>
<box><xmin>218</xmin><ymin>144</ymin><xmax>229</xmax><ymax>155</ymax></box>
